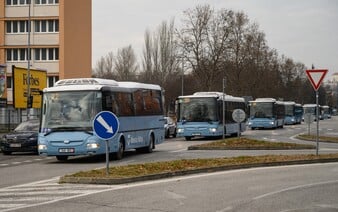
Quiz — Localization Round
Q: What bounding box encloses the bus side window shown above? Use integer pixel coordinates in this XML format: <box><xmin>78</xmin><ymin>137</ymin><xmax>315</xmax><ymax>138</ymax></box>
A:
<box><xmin>134</xmin><ymin>90</ymin><xmax>144</xmax><ymax>115</ymax></box>
<box><xmin>117</xmin><ymin>92</ymin><xmax>133</xmax><ymax>116</ymax></box>
<box><xmin>151</xmin><ymin>90</ymin><xmax>162</xmax><ymax>115</ymax></box>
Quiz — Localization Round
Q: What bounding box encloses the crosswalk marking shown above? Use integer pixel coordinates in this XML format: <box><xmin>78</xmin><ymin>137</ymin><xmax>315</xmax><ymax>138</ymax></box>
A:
<box><xmin>0</xmin><ymin>177</ymin><xmax>115</xmax><ymax>212</ymax></box>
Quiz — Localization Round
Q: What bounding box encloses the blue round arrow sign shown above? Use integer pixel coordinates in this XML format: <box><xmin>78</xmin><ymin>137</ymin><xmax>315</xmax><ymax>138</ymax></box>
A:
<box><xmin>93</xmin><ymin>111</ymin><xmax>120</xmax><ymax>140</ymax></box>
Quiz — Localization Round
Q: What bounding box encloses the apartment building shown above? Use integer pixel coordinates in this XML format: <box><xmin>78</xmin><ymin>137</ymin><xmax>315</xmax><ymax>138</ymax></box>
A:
<box><xmin>0</xmin><ymin>0</ymin><xmax>91</xmax><ymax>122</ymax></box>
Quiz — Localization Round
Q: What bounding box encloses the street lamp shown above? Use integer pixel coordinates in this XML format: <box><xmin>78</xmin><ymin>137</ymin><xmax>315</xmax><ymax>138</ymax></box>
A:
<box><xmin>181</xmin><ymin>57</ymin><xmax>184</xmax><ymax>96</ymax></box>
<box><xmin>222</xmin><ymin>77</ymin><xmax>226</xmax><ymax>139</ymax></box>
<box><xmin>27</xmin><ymin>0</ymin><xmax>32</xmax><ymax>112</ymax></box>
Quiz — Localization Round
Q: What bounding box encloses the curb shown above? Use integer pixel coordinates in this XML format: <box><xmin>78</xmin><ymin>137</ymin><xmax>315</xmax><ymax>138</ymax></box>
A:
<box><xmin>187</xmin><ymin>146</ymin><xmax>316</xmax><ymax>150</ymax></box>
<box><xmin>59</xmin><ymin>157</ymin><xmax>338</xmax><ymax>185</ymax></box>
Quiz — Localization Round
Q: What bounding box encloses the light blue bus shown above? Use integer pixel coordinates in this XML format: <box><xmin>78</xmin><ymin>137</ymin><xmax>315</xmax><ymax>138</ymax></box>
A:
<box><xmin>294</xmin><ymin>103</ymin><xmax>304</xmax><ymax>124</ymax></box>
<box><xmin>321</xmin><ymin>105</ymin><xmax>330</xmax><ymax>119</ymax></box>
<box><xmin>303</xmin><ymin>104</ymin><xmax>318</xmax><ymax>122</ymax></box>
<box><xmin>247</xmin><ymin>98</ymin><xmax>285</xmax><ymax>129</ymax></box>
<box><xmin>38</xmin><ymin>78</ymin><xmax>165</xmax><ymax>161</ymax></box>
<box><xmin>284</xmin><ymin>101</ymin><xmax>303</xmax><ymax>125</ymax></box>
<box><xmin>176</xmin><ymin>92</ymin><xmax>247</xmax><ymax>141</ymax></box>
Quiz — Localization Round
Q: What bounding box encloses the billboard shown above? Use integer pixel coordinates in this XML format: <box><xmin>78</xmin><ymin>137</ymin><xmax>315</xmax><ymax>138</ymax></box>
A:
<box><xmin>12</xmin><ymin>65</ymin><xmax>47</xmax><ymax>109</ymax></box>
<box><xmin>0</xmin><ymin>65</ymin><xmax>7</xmax><ymax>107</ymax></box>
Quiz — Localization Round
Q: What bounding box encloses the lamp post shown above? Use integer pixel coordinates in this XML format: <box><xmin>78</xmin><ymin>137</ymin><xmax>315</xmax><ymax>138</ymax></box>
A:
<box><xmin>26</xmin><ymin>0</ymin><xmax>32</xmax><ymax>112</ymax></box>
<box><xmin>181</xmin><ymin>57</ymin><xmax>184</xmax><ymax>96</ymax></box>
<box><xmin>222</xmin><ymin>77</ymin><xmax>226</xmax><ymax>139</ymax></box>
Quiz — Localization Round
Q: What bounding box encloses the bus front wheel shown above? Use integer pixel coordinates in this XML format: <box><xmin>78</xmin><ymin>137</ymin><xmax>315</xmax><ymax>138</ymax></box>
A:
<box><xmin>56</xmin><ymin>155</ymin><xmax>68</xmax><ymax>161</ymax></box>
<box><xmin>185</xmin><ymin>136</ymin><xmax>192</xmax><ymax>141</ymax></box>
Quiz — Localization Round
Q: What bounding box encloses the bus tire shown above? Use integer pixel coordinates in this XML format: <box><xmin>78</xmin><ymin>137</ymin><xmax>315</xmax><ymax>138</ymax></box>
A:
<box><xmin>2</xmin><ymin>151</ymin><xmax>11</xmax><ymax>155</ymax></box>
<box><xmin>114</xmin><ymin>140</ymin><xmax>124</xmax><ymax>160</ymax></box>
<box><xmin>56</xmin><ymin>155</ymin><xmax>68</xmax><ymax>161</ymax></box>
<box><xmin>144</xmin><ymin>134</ymin><xmax>154</xmax><ymax>153</ymax></box>
<box><xmin>185</xmin><ymin>136</ymin><xmax>192</xmax><ymax>141</ymax></box>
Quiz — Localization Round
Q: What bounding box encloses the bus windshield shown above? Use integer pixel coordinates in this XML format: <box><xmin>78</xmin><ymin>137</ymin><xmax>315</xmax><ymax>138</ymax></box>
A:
<box><xmin>250</xmin><ymin>102</ymin><xmax>274</xmax><ymax>118</ymax></box>
<box><xmin>178</xmin><ymin>97</ymin><xmax>217</xmax><ymax>122</ymax></box>
<box><xmin>285</xmin><ymin>105</ymin><xmax>294</xmax><ymax>116</ymax></box>
<box><xmin>41</xmin><ymin>91</ymin><xmax>102</xmax><ymax>132</ymax></box>
<box><xmin>304</xmin><ymin>107</ymin><xmax>315</xmax><ymax>115</ymax></box>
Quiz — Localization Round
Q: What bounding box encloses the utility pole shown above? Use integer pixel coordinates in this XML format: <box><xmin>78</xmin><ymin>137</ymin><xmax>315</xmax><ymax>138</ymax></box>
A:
<box><xmin>181</xmin><ymin>57</ymin><xmax>184</xmax><ymax>96</ymax></box>
<box><xmin>27</xmin><ymin>1</ymin><xmax>32</xmax><ymax>114</ymax></box>
<box><xmin>222</xmin><ymin>77</ymin><xmax>226</xmax><ymax>140</ymax></box>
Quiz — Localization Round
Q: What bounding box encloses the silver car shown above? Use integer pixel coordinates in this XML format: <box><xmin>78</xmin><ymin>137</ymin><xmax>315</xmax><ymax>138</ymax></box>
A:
<box><xmin>164</xmin><ymin>117</ymin><xmax>176</xmax><ymax>138</ymax></box>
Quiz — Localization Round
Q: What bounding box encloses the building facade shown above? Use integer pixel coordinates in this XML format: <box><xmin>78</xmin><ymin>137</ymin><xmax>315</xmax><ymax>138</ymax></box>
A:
<box><xmin>0</xmin><ymin>0</ymin><xmax>92</xmax><ymax>124</ymax></box>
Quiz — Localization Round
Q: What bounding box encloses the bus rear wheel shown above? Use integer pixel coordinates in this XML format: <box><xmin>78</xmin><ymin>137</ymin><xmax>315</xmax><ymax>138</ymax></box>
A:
<box><xmin>145</xmin><ymin>135</ymin><xmax>154</xmax><ymax>153</ymax></box>
<box><xmin>113</xmin><ymin>140</ymin><xmax>124</xmax><ymax>160</ymax></box>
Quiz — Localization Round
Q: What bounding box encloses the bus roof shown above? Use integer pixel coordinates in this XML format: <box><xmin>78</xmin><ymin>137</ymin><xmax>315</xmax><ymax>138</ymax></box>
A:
<box><xmin>283</xmin><ymin>101</ymin><xmax>296</xmax><ymax>105</ymax></box>
<box><xmin>43</xmin><ymin>78</ymin><xmax>161</xmax><ymax>92</ymax></box>
<box><xmin>249</xmin><ymin>98</ymin><xmax>277</xmax><ymax>103</ymax></box>
<box><xmin>177</xmin><ymin>92</ymin><xmax>245</xmax><ymax>102</ymax></box>
<box><xmin>303</xmin><ymin>104</ymin><xmax>317</xmax><ymax>107</ymax></box>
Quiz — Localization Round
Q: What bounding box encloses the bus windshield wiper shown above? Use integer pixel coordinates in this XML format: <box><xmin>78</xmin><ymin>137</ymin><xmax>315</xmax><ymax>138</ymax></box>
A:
<box><xmin>44</xmin><ymin>127</ymin><xmax>93</xmax><ymax>136</ymax></box>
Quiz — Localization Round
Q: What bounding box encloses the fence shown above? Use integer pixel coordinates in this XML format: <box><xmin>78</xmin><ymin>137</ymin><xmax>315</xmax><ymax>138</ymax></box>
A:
<box><xmin>0</xmin><ymin>108</ymin><xmax>40</xmax><ymax>132</ymax></box>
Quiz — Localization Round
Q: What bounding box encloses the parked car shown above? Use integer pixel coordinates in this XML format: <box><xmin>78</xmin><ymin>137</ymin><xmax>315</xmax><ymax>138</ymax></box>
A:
<box><xmin>0</xmin><ymin>119</ymin><xmax>40</xmax><ymax>155</ymax></box>
<box><xmin>164</xmin><ymin>116</ymin><xmax>176</xmax><ymax>138</ymax></box>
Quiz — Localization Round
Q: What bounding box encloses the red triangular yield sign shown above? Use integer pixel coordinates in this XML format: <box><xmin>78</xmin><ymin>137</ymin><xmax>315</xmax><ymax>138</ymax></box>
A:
<box><xmin>305</xmin><ymin>69</ymin><xmax>328</xmax><ymax>91</ymax></box>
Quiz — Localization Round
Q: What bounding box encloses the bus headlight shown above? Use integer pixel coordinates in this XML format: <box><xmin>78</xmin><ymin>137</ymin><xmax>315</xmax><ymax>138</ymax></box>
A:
<box><xmin>270</xmin><ymin>121</ymin><xmax>275</xmax><ymax>125</ymax></box>
<box><xmin>38</xmin><ymin>144</ymin><xmax>47</xmax><ymax>151</ymax></box>
<box><xmin>177</xmin><ymin>128</ymin><xmax>184</xmax><ymax>133</ymax></box>
<box><xmin>87</xmin><ymin>143</ymin><xmax>100</xmax><ymax>149</ymax></box>
<box><xmin>209</xmin><ymin>128</ymin><xmax>217</xmax><ymax>133</ymax></box>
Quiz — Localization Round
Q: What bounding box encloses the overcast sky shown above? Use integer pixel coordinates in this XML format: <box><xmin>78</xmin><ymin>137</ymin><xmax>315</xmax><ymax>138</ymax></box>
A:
<box><xmin>92</xmin><ymin>0</ymin><xmax>338</xmax><ymax>79</ymax></box>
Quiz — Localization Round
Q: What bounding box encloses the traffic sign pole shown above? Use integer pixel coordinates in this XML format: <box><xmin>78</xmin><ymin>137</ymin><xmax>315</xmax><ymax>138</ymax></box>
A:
<box><xmin>305</xmin><ymin>69</ymin><xmax>328</xmax><ymax>156</ymax></box>
<box><xmin>316</xmin><ymin>91</ymin><xmax>319</xmax><ymax>156</ymax></box>
<box><xmin>93</xmin><ymin>111</ymin><xmax>120</xmax><ymax>176</ymax></box>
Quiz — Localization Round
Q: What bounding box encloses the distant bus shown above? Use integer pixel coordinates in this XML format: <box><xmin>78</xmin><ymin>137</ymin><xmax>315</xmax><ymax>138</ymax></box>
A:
<box><xmin>303</xmin><ymin>104</ymin><xmax>318</xmax><ymax>122</ymax></box>
<box><xmin>294</xmin><ymin>103</ymin><xmax>304</xmax><ymax>124</ymax></box>
<box><xmin>284</xmin><ymin>101</ymin><xmax>303</xmax><ymax>125</ymax></box>
<box><xmin>176</xmin><ymin>92</ymin><xmax>246</xmax><ymax>141</ymax></box>
<box><xmin>247</xmin><ymin>98</ymin><xmax>285</xmax><ymax>129</ymax></box>
<box><xmin>38</xmin><ymin>78</ymin><xmax>165</xmax><ymax>161</ymax></box>
<box><xmin>321</xmin><ymin>105</ymin><xmax>330</xmax><ymax>119</ymax></box>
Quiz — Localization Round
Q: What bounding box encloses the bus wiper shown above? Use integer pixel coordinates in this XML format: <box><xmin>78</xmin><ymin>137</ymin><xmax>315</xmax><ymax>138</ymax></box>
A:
<box><xmin>44</xmin><ymin>127</ymin><xmax>93</xmax><ymax>136</ymax></box>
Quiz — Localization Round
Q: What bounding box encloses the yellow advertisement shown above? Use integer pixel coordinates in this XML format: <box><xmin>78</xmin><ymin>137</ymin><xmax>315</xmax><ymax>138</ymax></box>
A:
<box><xmin>13</xmin><ymin>66</ymin><xmax>47</xmax><ymax>109</ymax></box>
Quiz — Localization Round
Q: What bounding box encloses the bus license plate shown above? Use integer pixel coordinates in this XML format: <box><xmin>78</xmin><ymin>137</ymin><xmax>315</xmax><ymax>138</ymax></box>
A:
<box><xmin>58</xmin><ymin>148</ymin><xmax>74</xmax><ymax>153</ymax></box>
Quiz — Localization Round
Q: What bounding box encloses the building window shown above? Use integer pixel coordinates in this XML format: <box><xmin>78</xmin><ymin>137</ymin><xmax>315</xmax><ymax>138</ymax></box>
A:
<box><xmin>7</xmin><ymin>77</ymin><xmax>12</xmax><ymax>89</ymax></box>
<box><xmin>6</xmin><ymin>0</ymin><xmax>30</xmax><ymax>5</ymax></box>
<box><xmin>35</xmin><ymin>0</ymin><xmax>58</xmax><ymax>5</ymax></box>
<box><xmin>6</xmin><ymin>21</ymin><xmax>29</xmax><ymax>34</ymax></box>
<box><xmin>12</xmin><ymin>21</ymin><xmax>18</xmax><ymax>33</ymax></box>
<box><xmin>34</xmin><ymin>20</ymin><xmax>59</xmax><ymax>33</ymax></box>
<box><xmin>34</xmin><ymin>48</ymin><xmax>59</xmax><ymax>61</ymax></box>
<box><xmin>6</xmin><ymin>49</ymin><xmax>32</xmax><ymax>62</ymax></box>
<box><xmin>48</xmin><ymin>76</ymin><xmax>59</xmax><ymax>87</ymax></box>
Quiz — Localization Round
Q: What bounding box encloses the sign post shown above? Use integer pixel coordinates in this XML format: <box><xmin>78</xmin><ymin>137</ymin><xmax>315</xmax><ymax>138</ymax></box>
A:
<box><xmin>93</xmin><ymin>111</ymin><xmax>120</xmax><ymax>176</ymax></box>
<box><xmin>305</xmin><ymin>69</ymin><xmax>328</xmax><ymax>155</ymax></box>
<box><xmin>232</xmin><ymin>109</ymin><xmax>246</xmax><ymax>138</ymax></box>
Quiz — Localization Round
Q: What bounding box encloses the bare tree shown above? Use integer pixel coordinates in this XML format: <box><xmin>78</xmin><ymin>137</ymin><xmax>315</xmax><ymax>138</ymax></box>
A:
<box><xmin>177</xmin><ymin>5</ymin><xmax>235</xmax><ymax>91</ymax></box>
<box><xmin>92</xmin><ymin>51</ymin><xmax>115</xmax><ymax>79</ymax></box>
<box><xmin>141</xmin><ymin>29</ymin><xmax>154</xmax><ymax>83</ymax></box>
<box><xmin>114</xmin><ymin>45</ymin><xmax>138</xmax><ymax>81</ymax></box>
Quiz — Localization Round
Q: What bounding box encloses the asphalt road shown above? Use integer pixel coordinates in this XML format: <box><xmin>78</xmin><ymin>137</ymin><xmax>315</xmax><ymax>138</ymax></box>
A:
<box><xmin>0</xmin><ymin>116</ymin><xmax>338</xmax><ymax>211</ymax></box>
<box><xmin>10</xmin><ymin>162</ymin><xmax>338</xmax><ymax>212</ymax></box>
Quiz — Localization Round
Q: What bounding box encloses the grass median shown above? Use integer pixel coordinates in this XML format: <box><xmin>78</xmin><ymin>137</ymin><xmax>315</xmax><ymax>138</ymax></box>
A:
<box><xmin>59</xmin><ymin>137</ymin><xmax>338</xmax><ymax>184</ymax></box>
